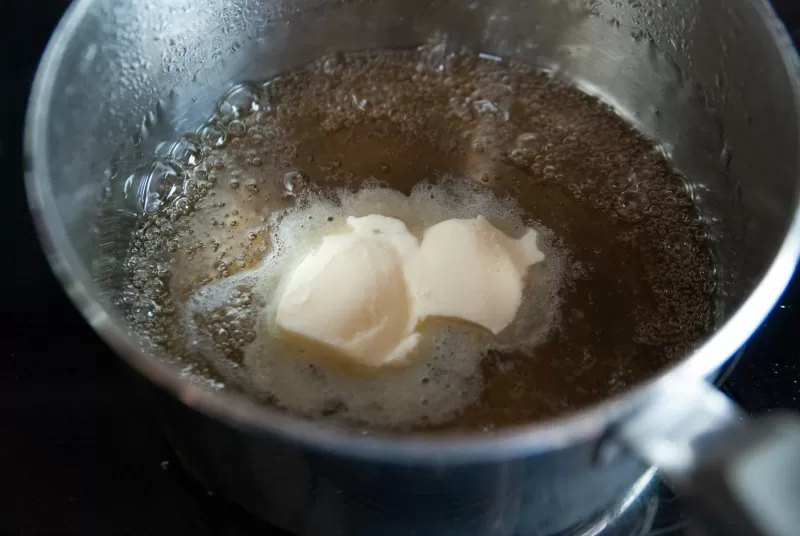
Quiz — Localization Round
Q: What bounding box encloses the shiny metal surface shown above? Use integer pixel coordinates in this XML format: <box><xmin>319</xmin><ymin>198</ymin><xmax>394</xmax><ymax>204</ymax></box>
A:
<box><xmin>25</xmin><ymin>0</ymin><xmax>800</xmax><ymax>534</ymax></box>
<box><xmin>620</xmin><ymin>376</ymin><xmax>747</xmax><ymax>481</ymax></box>
<box><xmin>621</xmin><ymin>380</ymin><xmax>800</xmax><ymax>536</ymax></box>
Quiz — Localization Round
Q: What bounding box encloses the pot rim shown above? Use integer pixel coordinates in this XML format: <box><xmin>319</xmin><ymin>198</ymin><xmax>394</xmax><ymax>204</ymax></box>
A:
<box><xmin>25</xmin><ymin>0</ymin><xmax>800</xmax><ymax>463</ymax></box>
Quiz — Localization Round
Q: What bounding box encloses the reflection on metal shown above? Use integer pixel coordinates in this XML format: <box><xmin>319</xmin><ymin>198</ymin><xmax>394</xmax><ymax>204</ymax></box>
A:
<box><xmin>566</xmin><ymin>468</ymin><xmax>689</xmax><ymax>536</ymax></box>
<box><xmin>620</xmin><ymin>376</ymin><xmax>745</xmax><ymax>482</ymax></box>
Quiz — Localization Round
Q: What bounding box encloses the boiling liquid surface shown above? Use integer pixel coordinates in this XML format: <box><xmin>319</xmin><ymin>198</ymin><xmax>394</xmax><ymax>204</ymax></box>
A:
<box><xmin>120</xmin><ymin>45</ymin><xmax>716</xmax><ymax>433</ymax></box>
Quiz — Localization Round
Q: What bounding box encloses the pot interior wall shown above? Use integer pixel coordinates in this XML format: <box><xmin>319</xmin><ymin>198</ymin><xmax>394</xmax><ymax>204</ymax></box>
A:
<box><xmin>37</xmin><ymin>0</ymin><xmax>799</xmax><ymax>383</ymax></box>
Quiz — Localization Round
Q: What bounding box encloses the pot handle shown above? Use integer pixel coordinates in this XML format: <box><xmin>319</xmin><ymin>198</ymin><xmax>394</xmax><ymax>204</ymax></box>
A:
<box><xmin>618</xmin><ymin>375</ymin><xmax>800</xmax><ymax>536</ymax></box>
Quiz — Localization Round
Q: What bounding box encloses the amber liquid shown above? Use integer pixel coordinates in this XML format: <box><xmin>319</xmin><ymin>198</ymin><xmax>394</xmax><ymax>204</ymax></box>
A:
<box><xmin>121</xmin><ymin>45</ymin><xmax>715</xmax><ymax>433</ymax></box>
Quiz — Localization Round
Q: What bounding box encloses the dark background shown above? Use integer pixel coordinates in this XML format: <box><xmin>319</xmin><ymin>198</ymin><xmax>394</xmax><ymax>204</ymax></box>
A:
<box><xmin>1</xmin><ymin>1</ymin><xmax>798</xmax><ymax>535</ymax></box>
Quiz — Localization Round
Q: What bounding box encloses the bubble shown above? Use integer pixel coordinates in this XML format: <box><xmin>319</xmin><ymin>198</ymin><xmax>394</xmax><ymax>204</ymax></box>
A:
<box><xmin>133</xmin><ymin>259</ymin><xmax>158</xmax><ymax>279</ymax></box>
<box><xmin>508</xmin><ymin>148</ymin><xmax>533</xmax><ymax>168</ymax></box>
<box><xmin>282</xmin><ymin>170</ymin><xmax>308</xmax><ymax>196</ymax></box>
<box><xmin>130</xmin><ymin>159</ymin><xmax>185</xmax><ymax>214</ymax></box>
<box><xmin>144</xmin><ymin>225</ymin><xmax>160</xmax><ymax>240</ymax></box>
<box><xmin>562</xmin><ymin>134</ymin><xmax>579</xmax><ymax>148</ymax></box>
<box><xmin>516</xmin><ymin>132</ymin><xmax>539</xmax><ymax>149</ymax></box>
<box><xmin>664</xmin><ymin>231</ymin><xmax>692</xmax><ymax>258</ymax></box>
<box><xmin>169</xmin><ymin>136</ymin><xmax>201</xmax><ymax>168</ymax></box>
<box><xmin>122</xmin><ymin>170</ymin><xmax>150</xmax><ymax>213</ymax></box>
<box><xmin>199</xmin><ymin>124</ymin><xmax>228</xmax><ymax>148</ymax></box>
<box><xmin>227</xmin><ymin>120</ymin><xmax>247</xmax><ymax>137</ymax></box>
<box><xmin>322</xmin><ymin>54</ymin><xmax>342</xmax><ymax>75</ymax></box>
<box><xmin>615</xmin><ymin>189</ymin><xmax>649</xmax><ymax>222</ymax></box>
<box><xmin>608</xmin><ymin>171</ymin><xmax>634</xmax><ymax>190</ymax></box>
<box><xmin>471</xmin><ymin>137</ymin><xmax>489</xmax><ymax>153</ymax></box>
<box><xmin>182</xmin><ymin>177</ymin><xmax>200</xmax><ymax>195</ymax></box>
<box><xmin>218</xmin><ymin>84</ymin><xmax>261</xmax><ymax>119</ymax></box>
<box><xmin>173</xmin><ymin>196</ymin><xmax>192</xmax><ymax>215</ymax></box>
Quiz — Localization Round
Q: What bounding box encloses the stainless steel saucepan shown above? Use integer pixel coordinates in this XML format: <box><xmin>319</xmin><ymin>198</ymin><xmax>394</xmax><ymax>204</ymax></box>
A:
<box><xmin>26</xmin><ymin>0</ymin><xmax>800</xmax><ymax>535</ymax></box>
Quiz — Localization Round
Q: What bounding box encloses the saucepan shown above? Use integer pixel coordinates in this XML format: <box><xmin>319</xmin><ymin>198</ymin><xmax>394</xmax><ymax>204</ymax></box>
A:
<box><xmin>25</xmin><ymin>0</ymin><xmax>800</xmax><ymax>534</ymax></box>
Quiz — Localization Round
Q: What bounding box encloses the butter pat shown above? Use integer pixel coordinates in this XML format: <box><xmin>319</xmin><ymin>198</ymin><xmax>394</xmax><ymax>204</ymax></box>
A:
<box><xmin>275</xmin><ymin>214</ymin><xmax>545</xmax><ymax>368</ymax></box>
<box><xmin>408</xmin><ymin>216</ymin><xmax>544</xmax><ymax>334</ymax></box>
<box><xmin>275</xmin><ymin>215</ymin><xmax>421</xmax><ymax>367</ymax></box>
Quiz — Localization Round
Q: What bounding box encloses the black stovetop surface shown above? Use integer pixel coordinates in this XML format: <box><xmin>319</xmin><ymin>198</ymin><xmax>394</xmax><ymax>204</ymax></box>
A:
<box><xmin>1</xmin><ymin>2</ymin><xmax>799</xmax><ymax>535</ymax></box>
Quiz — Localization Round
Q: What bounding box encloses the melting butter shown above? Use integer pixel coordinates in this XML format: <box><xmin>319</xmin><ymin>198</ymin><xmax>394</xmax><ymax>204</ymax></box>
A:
<box><xmin>275</xmin><ymin>214</ymin><xmax>545</xmax><ymax>367</ymax></box>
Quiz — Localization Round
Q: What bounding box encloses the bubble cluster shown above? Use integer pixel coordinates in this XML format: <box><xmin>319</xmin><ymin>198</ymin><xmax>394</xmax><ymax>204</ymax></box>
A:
<box><xmin>179</xmin><ymin>180</ymin><xmax>563</xmax><ymax>429</ymax></box>
<box><xmin>119</xmin><ymin>42</ymin><xmax>716</xmax><ymax>432</ymax></box>
<box><xmin>189</xmin><ymin>288</ymin><xmax>257</xmax><ymax>363</ymax></box>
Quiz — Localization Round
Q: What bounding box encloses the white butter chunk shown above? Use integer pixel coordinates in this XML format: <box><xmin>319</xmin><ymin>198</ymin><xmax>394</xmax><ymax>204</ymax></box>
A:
<box><xmin>275</xmin><ymin>214</ymin><xmax>545</xmax><ymax>367</ymax></box>
<box><xmin>275</xmin><ymin>215</ymin><xmax>421</xmax><ymax>367</ymax></box>
<box><xmin>408</xmin><ymin>216</ymin><xmax>544</xmax><ymax>335</ymax></box>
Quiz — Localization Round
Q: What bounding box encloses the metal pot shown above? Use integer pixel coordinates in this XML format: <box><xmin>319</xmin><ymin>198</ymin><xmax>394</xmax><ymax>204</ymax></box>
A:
<box><xmin>25</xmin><ymin>0</ymin><xmax>800</xmax><ymax>535</ymax></box>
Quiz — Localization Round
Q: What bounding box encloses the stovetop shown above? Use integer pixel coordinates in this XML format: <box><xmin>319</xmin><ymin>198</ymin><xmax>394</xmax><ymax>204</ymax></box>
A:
<box><xmin>1</xmin><ymin>2</ymin><xmax>799</xmax><ymax>535</ymax></box>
